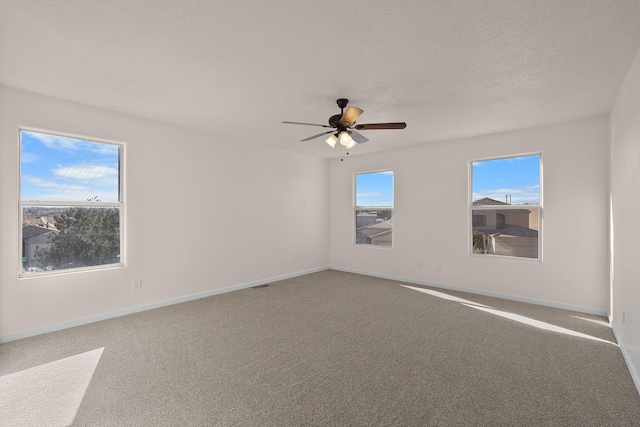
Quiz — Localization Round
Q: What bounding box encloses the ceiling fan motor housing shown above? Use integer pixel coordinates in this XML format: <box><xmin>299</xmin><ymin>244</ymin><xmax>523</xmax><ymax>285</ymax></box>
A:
<box><xmin>328</xmin><ymin>114</ymin><xmax>343</xmax><ymax>127</ymax></box>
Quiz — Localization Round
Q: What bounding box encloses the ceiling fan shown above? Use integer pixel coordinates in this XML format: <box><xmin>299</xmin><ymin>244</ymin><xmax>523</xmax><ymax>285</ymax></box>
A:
<box><xmin>283</xmin><ymin>98</ymin><xmax>407</xmax><ymax>149</ymax></box>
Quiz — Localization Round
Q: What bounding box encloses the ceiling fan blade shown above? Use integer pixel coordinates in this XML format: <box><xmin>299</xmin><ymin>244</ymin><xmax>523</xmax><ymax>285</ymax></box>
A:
<box><xmin>301</xmin><ymin>130</ymin><xmax>335</xmax><ymax>141</ymax></box>
<box><xmin>349</xmin><ymin>130</ymin><xmax>369</xmax><ymax>144</ymax></box>
<box><xmin>354</xmin><ymin>122</ymin><xmax>407</xmax><ymax>130</ymax></box>
<box><xmin>339</xmin><ymin>106</ymin><xmax>364</xmax><ymax>125</ymax></box>
<box><xmin>282</xmin><ymin>121</ymin><xmax>333</xmax><ymax>128</ymax></box>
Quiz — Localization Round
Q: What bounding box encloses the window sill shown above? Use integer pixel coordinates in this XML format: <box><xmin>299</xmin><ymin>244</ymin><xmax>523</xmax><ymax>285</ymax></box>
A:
<box><xmin>19</xmin><ymin>263</ymin><xmax>124</xmax><ymax>280</ymax></box>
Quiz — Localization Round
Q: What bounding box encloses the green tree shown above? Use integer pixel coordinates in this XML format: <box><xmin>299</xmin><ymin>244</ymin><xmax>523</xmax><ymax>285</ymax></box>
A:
<box><xmin>35</xmin><ymin>207</ymin><xmax>120</xmax><ymax>270</ymax></box>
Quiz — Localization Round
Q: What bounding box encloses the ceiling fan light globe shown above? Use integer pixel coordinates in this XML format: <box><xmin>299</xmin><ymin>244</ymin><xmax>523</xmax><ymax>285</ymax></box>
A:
<box><xmin>339</xmin><ymin>131</ymin><xmax>351</xmax><ymax>146</ymax></box>
<box><xmin>325</xmin><ymin>134</ymin><xmax>338</xmax><ymax>148</ymax></box>
<box><xmin>345</xmin><ymin>138</ymin><xmax>357</xmax><ymax>149</ymax></box>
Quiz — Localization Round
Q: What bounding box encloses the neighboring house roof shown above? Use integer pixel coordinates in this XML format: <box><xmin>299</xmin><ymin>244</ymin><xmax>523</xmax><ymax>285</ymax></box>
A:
<box><xmin>478</xmin><ymin>224</ymin><xmax>538</xmax><ymax>238</ymax></box>
<box><xmin>356</xmin><ymin>220</ymin><xmax>392</xmax><ymax>238</ymax></box>
<box><xmin>369</xmin><ymin>229</ymin><xmax>392</xmax><ymax>240</ymax></box>
<box><xmin>472</xmin><ymin>197</ymin><xmax>510</xmax><ymax>206</ymax></box>
<box><xmin>22</xmin><ymin>224</ymin><xmax>58</xmax><ymax>239</ymax></box>
<box><xmin>357</xmin><ymin>221</ymin><xmax>392</xmax><ymax>230</ymax></box>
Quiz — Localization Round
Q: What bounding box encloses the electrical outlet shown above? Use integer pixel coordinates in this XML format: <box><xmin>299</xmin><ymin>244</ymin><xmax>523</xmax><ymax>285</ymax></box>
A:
<box><xmin>132</xmin><ymin>280</ymin><xmax>142</xmax><ymax>291</ymax></box>
<box><xmin>436</xmin><ymin>265</ymin><xmax>443</xmax><ymax>273</ymax></box>
<box><xmin>293</xmin><ymin>256</ymin><xmax>297</xmax><ymax>264</ymax></box>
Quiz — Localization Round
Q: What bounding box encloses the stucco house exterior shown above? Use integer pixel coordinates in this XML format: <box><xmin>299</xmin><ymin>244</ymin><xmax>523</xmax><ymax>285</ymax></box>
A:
<box><xmin>472</xmin><ymin>198</ymin><xmax>538</xmax><ymax>258</ymax></box>
<box><xmin>22</xmin><ymin>223</ymin><xmax>58</xmax><ymax>268</ymax></box>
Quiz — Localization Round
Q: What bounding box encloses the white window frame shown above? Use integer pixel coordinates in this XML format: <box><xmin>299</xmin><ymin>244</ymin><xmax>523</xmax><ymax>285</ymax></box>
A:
<box><xmin>354</xmin><ymin>169</ymin><xmax>394</xmax><ymax>249</ymax></box>
<box><xmin>469</xmin><ymin>153</ymin><xmax>542</xmax><ymax>262</ymax></box>
<box><xmin>18</xmin><ymin>127</ymin><xmax>126</xmax><ymax>278</ymax></box>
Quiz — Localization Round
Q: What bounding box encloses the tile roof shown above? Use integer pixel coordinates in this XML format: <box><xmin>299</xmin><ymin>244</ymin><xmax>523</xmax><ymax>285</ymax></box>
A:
<box><xmin>472</xmin><ymin>197</ymin><xmax>510</xmax><ymax>206</ymax></box>
<box><xmin>356</xmin><ymin>221</ymin><xmax>392</xmax><ymax>238</ymax></box>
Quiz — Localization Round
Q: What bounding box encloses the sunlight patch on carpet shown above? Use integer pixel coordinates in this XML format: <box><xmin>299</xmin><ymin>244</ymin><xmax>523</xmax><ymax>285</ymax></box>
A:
<box><xmin>463</xmin><ymin>304</ymin><xmax>617</xmax><ymax>346</ymax></box>
<box><xmin>570</xmin><ymin>315</ymin><xmax>610</xmax><ymax>327</ymax></box>
<box><xmin>400</xmin><ymin>285</ymin><xmax>492</xmax><ymax>308</ymax></box>
<box><xmin>0</xmin><ymin>347</ymin><xmax>104</xmax><ymax>427</ymax></box>
<box><xmin>401</xmin><ymin>284</ymin><xmax>617</xmax><ymax>346</ymax></box>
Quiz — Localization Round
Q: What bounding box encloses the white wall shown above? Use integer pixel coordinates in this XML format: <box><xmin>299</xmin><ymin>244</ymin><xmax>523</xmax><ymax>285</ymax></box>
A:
<box><xmin>330</xmin><ymin>117</ymin><xmax>610</xmax><ymax>313</ymax></box>
<box><xmin>610</xmin><ymin>47</ymin><xmax>640</xmax><ymax>389</ymax></box>
<box><xmin>0</xmin><ymin>86</ymin><xmax>329</xmax><ymax>339</ymax></box>
<box><xmin>0</xmin><ymin>85</ymin><xmax>618</xmax><ymax>344</ymax></box>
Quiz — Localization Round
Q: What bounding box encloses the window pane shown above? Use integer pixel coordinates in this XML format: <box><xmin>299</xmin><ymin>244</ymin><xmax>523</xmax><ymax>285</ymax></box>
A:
<box><xmin>471</xmin><ymin>208</ymin><xmax>538</xmax><ymax>258</ymax></box>
<box><xmin>472</xmin><ymin>214</ymin><xmax>486</xmax><ymax>227</ymax></box>
<box><xmin>22</xmin><ymin>206</ymin><xmax>120</xmax><ymax>273</ymax></box>
<box><xmin>355</xmin><ymin>171</ymin><xmax>393</xmax><ymax>247</ymax></box>
<box><xmin>472</xmin><ymin>155</ymin><xmax>540</xmax><ymax>205</ymax></box>
<box><xmin>471</xmin><ymin>154</ymin><xmax>541</xmax><ymax>260</ymax></box>
<box><xmin>355</xmin><ymin>208</ymin><xmax>393</xmax><ymax>247</ymax></box>
<box><xmin>356</xmin><ymin>171</ymin><xmax>393</xmax><ymax>207</ymax></box>
<box><xmin>21</xmin><ymin>130</ymin><xmax>120</xmax><ymax>202</ymax></box>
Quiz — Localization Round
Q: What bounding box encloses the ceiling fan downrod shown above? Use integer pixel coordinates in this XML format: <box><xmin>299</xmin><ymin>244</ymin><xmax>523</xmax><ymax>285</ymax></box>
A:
<box><xmin>329</xmin><ymin>98</ymin><xmax>350</xmax><ymax>127</ymax></box>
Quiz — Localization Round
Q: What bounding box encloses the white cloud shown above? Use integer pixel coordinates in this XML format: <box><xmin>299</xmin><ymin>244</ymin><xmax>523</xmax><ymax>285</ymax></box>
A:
<box><xmin>24</xmin><ymin>176</ymin><xmax>87</xmax><ymax>191</ymax></box>
<box><xmin>25</xmin><ymin>188</ymin><xmax>118</xmax><ymax>202</ymax></box>
<box><xmin>474</xmin><ymin>156</ymin><xmax>532</xmax><ymax>167</ymax></box>
<box><xmin>21</xmin><ymin>153</ymin><xmax>39</xmax><ymax>163</ymax></box>
<box><xmin>39</xmin><ymin>190</ymin><xmax>119</xmax><ymax>202</ymax></box>
<box><xmin>473</xmin><ymin>185</ymin><xmax>540</xmax><ymax>204</ymax></box>
<box><xmin>53</xmin><ymin>165</ymin><xmax>118</xmax><ymax>181</ymax></box>
<box><xmin>25</xmin><ymin>132</ymin><xmax>84</xmax><ymax>151</ymax></box>
<box><xmin>501</xmin><ymin>156</ymin><xmax>529</xmax><ymax>162</ymax></box>
<box><xmin>24</xmin><ymin>131</ymin><xmax>119</xmax><ymax>155</ymax></box>
<box><xmin>24</xmin><ymin>176</ymin><xmax>57</xmax><ymax>188</ymax></box>
<box><xmin>357</xmin><ymin>191</ymin><xmax>384</xmax><ymax>198</ymax></box>
<box><xmin>22</xmin><ymin>175</ymin><xmax>120</xmax><ymax>202</ymax></box>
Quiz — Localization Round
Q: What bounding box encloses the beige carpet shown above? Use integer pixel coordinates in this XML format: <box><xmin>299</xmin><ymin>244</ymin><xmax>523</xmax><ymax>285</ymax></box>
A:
<box><xmin>1</xmin><ymin>270</ymin><xmax>639</xmax><ymax>426</ymax></box>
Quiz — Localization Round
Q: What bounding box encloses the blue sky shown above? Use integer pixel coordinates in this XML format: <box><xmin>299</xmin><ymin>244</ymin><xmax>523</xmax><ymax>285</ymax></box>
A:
<box><xmin>356</xmin><ymin>171</ymin><xmax>393</xmax><ymax>207</ymax></box>
<box><xmin>472</xmin><ymin>155</ymin><xmax>540</xmax><ymax>205</ymax></box>
<box><xmin>21</xmin><ymin>131</ymin><xmax>120</xmax><ymax>202</ymax></box>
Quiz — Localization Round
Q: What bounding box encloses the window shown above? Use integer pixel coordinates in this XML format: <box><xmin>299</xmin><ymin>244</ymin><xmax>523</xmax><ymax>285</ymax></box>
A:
<box><xmin>472</xmin><ymin>214</ymin><xmax>486</xmax><ymax>227</ymax></box>
<box><xmin>470</xmin><ymin>154</ymin><xmax>541</xmax><ymax>260</ymax></box>
<box><xmin>355</xmin><ymin>170</ymin><xmax>393</xmax><ymax>247</ymax></box>
<box><xmin>20</xmin><ymin>129</ymin><xmax>123</xmax><ymax>276</ymax></box>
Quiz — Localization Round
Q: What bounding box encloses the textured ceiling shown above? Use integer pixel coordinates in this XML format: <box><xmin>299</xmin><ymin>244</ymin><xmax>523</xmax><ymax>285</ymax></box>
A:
<box><xmin>1</xmin><ymin>1</ymin><xmax>640</xmax><ymax>159</ymax></box>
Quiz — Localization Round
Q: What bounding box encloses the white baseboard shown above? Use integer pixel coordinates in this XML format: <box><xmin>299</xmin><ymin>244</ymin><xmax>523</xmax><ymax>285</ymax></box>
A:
<box><xmin>329</xmin><ymin>265</ymin><xmax>609</xmax><ymax>317</ymax></box>
<box><xmin>0</xmin><ymin>266</ymin><xmax>329</xmax><ymax>344</ymax></box>
<box><xmin>611</xmin><ymin>321</ymin><xmax>640</xmax><ymax>396</ymax></box>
